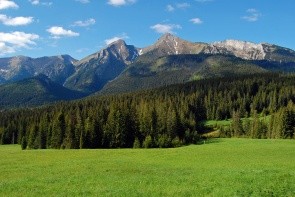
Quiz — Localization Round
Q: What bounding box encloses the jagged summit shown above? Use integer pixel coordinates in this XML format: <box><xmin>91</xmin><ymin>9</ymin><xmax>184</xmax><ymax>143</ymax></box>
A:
<box><xmin>157</xmin><ymin>33</ymin><xmax>178</xmax><ymax>42</ymax></box>
<box><xmin>77</xmin><ymin>38</ymin><xmax>138</xmax><ymax>66</ymax></box>
<box><xmin>107</xmin><ymin>39</ymin><xmax>126</xmax><ymax>46</ymax></box>
<box><xmin>140</xmin><ymin>33</ymin><xmax>207</xmax><ymax>56</ymax></box>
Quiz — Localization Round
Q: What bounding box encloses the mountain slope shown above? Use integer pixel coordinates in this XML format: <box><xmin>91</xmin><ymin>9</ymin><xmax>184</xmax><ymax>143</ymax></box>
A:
<box><xmin>64</xmin><ymin>40</ymin><xmax>139</xmax><ymax>93</ymax></box>
<box><xmin>100</xmin><ymin>54</ymin><xmax>268</xmax><ymax>94</ymax></box>
<box><xmin>0</xmin><ymin>74</ymin><xmax>86</xmax><ymax>109</ymax></box>
<box><xmin>0</xmin><ymin>55</ymin><xmax>77</xmax><ymax>85</ymax></box>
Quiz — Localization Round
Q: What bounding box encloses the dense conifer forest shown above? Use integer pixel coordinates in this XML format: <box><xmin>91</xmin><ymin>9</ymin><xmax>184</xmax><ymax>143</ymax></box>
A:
<box><xmin>0</xmin><ymin>73</ymin><xmax>294</xmax><ymax>149</ymax></box>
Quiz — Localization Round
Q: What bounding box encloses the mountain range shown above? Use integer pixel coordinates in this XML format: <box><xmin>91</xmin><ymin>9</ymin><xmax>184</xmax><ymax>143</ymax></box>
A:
<box><xmin>1</xmin><ymin>33</ymin><xmax>295</xmax><ymax>108</ymax></box>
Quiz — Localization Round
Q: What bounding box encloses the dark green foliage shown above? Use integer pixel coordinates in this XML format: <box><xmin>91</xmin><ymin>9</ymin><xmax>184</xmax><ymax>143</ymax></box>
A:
<box><xmin>21</xmin><ymin>137</ymin><xmax>27</xmax><ymax>150</ymax></box>
<box><xmin>101</xmin><ymin>54</ymin><xmax>269</xmax><ymax>94</ymax></box>
<box><xmin>51</xmin><ymin>112</ymin><xmax>66</xmax><ymax>149</ymax></box>
<box><xmin>232</xmin><ymin>110</ymin><xmax>243</xmax><ymax>137</ymax></box>
<box><xmin>0</xmin><ymin>75</ymin><xmax>86</xmax><ymax>109</ymax></box>
<box><xmin>0</xmin><ymin>73</ymin><xmax>294</xmax><ymax>149</ymax></box>
<box><xmin>143</xmin><ymin>135</ymin><xmax>154</xmax><ymax>148</ymax></box>
<box><xmin>133</xmin><ymin>138</ymin><xmax>141</xmax><ymax>148</ymax></box>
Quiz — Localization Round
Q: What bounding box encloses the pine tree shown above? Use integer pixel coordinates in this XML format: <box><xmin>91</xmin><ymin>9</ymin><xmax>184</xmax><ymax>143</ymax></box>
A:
<box><xmin>27</xmin><ymin>124</ymin><xmax>38</xmax><ymax>149</ymax></box>
<box><xmin>51</xmin><ymin>112</ymin><xmax>65</xmax><ymax>149</ymax></box>
<box><xmin>232</xmin><ymin>110</ymin><xmax>243</xmax><ymax>137</ymax></box>
<box><xmin>21</xmin><ymin>136</ymin><xmax>27</xmax><ymax>150</ymax></box>
<box><xmin>133</xmin><ymin>138</ymin><xmax>141</xmax><ymax>148</ymax></box>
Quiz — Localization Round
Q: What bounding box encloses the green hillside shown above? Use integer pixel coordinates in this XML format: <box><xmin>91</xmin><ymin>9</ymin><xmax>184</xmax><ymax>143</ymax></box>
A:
<box><xmin>101</xmin><ymin>54</ymin><xmax>268</xmax><ymax>94</ymax></box>
<box><xmin>0</xmin><ymin>75</ymin><xmax>86</xmax><ymax>109</ymax></box>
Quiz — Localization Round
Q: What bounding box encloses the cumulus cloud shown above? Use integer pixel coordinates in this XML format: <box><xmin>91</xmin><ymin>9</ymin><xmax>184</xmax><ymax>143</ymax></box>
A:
<box><xmin>75</xmin><ymin>0</ymin><xmax>90</xmax><ymax>3</ymax></box>
<box><xmin>190</xmin><ymin>18</ymin><xmax>203</xmax><ymax>24</ymax></box>
<box><xmin>105</xmin><ymin>34</ymin><xmax>129</xmax><ymax>45</ymax></box>
<box><xmin>242</xmin><ymin>8</ymin><xmax>261</xmax><ymax>22</ymax></box>
<box><xmin>72</xmin><ymin>18</ymin><xmax>95</xmax><ymax>27</ymax></box>
<box><xmin>0</xmin><ymin>31</ymin><xmax>39</xmax><ymax>56</ymax></box>
<box><xmin>0</xmin><ymin>15</ymin><xmax>34</xmax><ymax>26</ymax></box>
<box><xmin>0</xmin><ymin>0</ymin><xmax>18</xmax><ymax>10</ymax></box>
<box><xmin>47</xmin><ymin>26</ymin><xmax>79</xmax><ymax>39</ymax></box>
<box><xmin>107</xmin><ymin>0</ymin><xmax>136</xmax><ymax>7</ymax></box>
<box><xmin>150</xmin><ymin>24</ymin><xmax>182</xmax><ymax>34</ymax></box>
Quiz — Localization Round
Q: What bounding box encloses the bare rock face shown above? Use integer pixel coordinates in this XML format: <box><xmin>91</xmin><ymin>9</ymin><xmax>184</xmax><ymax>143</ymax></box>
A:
<box><xmin>204</xmin><ymin>40</ymin><xmax>266</xmax><ymax>60</ymax></box>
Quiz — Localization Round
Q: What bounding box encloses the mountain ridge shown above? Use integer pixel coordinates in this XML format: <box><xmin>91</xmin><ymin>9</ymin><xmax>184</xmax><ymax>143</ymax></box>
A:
<box><xmin>0</xmin><ymin>33</ymin><xmax>295</xmax><ymax>99</ymax></box>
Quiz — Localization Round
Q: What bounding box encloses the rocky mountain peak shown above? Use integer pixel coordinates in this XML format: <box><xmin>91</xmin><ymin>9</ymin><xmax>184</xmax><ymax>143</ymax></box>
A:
<box><xmin>141</xmin><ymin>33</ymin><xmax>186</xmax><ymax>56</ymax></box>
<box><xmin>158</xmin><ymin>33</ymin><xmax>177</xmax><ymax>42</ymax></box>
<box><xmin>108</xmin><ymin>39</ymin><xmax>126</xmax><ymax>47</ymax></box>
<box><xmin>140</xmin><ymin>33</ymin><xmax>208</xmax><ymax>57</ymax></box>
<box><xmin>105</xmin><ymin>39</ymin><xmax>139</xmax><ymax>64</ymax></box>
<box><xmin>77</xmin><ymin>39</ymin><xmax>138</xmax><ymax>67</ymax></box>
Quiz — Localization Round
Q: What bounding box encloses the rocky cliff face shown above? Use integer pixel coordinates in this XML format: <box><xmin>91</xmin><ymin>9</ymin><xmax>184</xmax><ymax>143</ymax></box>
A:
<box><xmin>203</xmin><ymin>40</ymin><xmax>266</xmax><ymax>60</ymax></box>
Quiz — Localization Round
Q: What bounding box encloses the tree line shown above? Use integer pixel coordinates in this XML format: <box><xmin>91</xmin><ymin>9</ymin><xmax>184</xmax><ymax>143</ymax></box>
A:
<box><xmin>0</xmin><ymin>73</ymin><xmax>294</xmax><ymax>149</ymax></box>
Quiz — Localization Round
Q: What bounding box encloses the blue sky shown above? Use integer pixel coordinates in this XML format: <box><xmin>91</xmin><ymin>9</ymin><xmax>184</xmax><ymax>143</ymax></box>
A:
<box><xmin>0</xmin><ymin>0</ymin><xmax>294</xmax><ymax>60</ymax></box>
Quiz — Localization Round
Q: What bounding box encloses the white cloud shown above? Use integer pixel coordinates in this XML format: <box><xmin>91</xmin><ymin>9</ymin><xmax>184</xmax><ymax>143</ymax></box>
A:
<box><xmin>72</xmin><ymin>18</ymin><xmax>95</xmax><ymax>27</ymax></box>
<box><xmin>242</xmin><ymin>8</ymin><xmax>261</xmax><ymax>22</ymax></box>
<box><xmin>0</xmin><ymin>0</ymin><xmax>18</xmax><ymax>10</ymax></box>
<box><xmin>47</xmin><ymin>26</ymin><xmax>79</xmax><ymax>39</ymax></box>
<box><xmin>107</xmin><ymin>0</ymin><xmax>136</xmax><ymax>7</ymax></box>
<box><xmin>150</xmin><ymin>24</ymin><xmax>182</xmax><ymax>34</ymax></box>
<box><xmin>105</xmin><ymin>34</ymin><xmax>129</xmax><ymax>45</ymax></box>
<box><xmin>0</xmin><ymin>15</ymin><xmax>34</xmax><ymax>26</ymax></box>
<box><xmin>0</xmin><ymin>42</ymin><xmax>15</xmax><ymax>55</ymax></box>
<box><xmin>75</xmin><ymin>0</ymin><xmax>90</xmax><ymax>3</ymax></box>
<box><xmin>176</xmin><ymin>3</ymin><xmax>190</xmax><ymax>9</ymax></box>
<box><xmin>166</xmin><ymin>4</ymin><xmax>175</xmax><ymax>12</ymax></box>
<box><xmin>0</xmin><ymin>31</ymin><xmax>39</xmax><ymax>56</ymax></box>
<box><xmin>28</xmin><ymin>0</ymin><xmax>52</xmax><ymax>6</ymax></box>
<box><xmin>190</xmin><ymin>18</ymin><xmax>203</xmax><ymax>24</ymax></box>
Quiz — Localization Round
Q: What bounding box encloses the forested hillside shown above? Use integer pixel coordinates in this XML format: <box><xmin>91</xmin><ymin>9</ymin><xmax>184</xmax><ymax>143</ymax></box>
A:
<box><xmin>0</xmin><ymin>75</ymin><xmax>86</xmax><ymax>109</ymax></box>
<box><xmin>0</xmin><ymin>73</ymin><xmax>294</xmax><ymax>149</ymax></box>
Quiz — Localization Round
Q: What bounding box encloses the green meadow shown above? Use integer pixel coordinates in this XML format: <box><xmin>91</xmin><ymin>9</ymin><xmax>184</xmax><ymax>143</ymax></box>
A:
<box><xmin>1</xmin><ymin>138</ymin><xmax>295</xmax><ymax>196</ymax></box>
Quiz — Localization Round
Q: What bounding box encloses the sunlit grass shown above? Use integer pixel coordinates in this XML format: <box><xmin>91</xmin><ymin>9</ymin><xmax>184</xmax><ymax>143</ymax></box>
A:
<box><xmin>0</xmin><ymin>138</ymin><xmax>294</xmax><ymax>196</ymax></box>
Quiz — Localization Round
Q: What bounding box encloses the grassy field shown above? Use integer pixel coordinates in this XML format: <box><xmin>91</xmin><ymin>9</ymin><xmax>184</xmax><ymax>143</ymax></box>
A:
<box><xmin>1</xmin><ymin>138</ymin><xmax>295</xmax><ymax>196</ymax></box>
